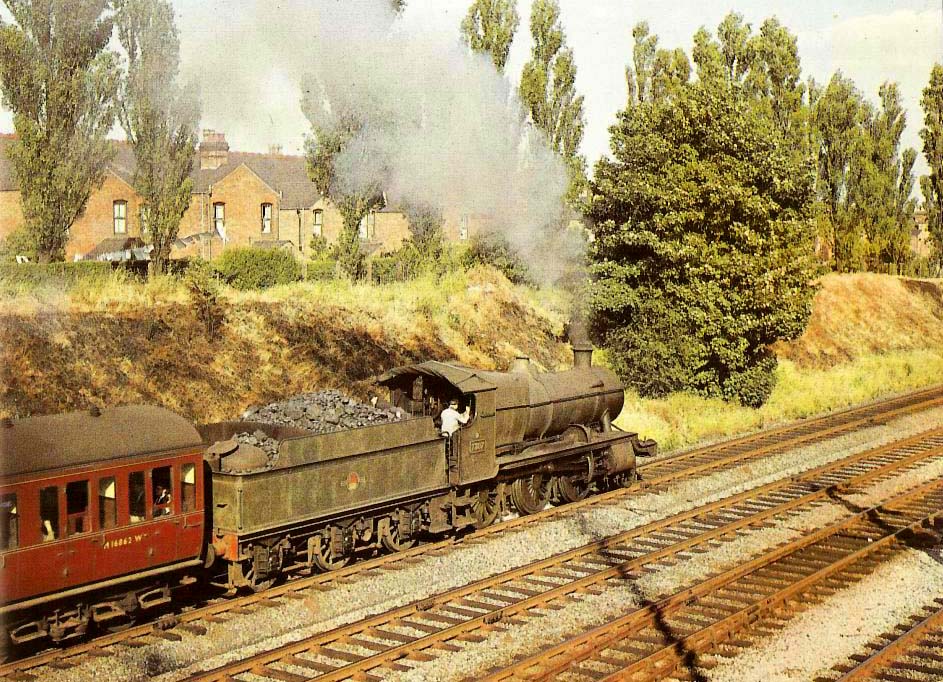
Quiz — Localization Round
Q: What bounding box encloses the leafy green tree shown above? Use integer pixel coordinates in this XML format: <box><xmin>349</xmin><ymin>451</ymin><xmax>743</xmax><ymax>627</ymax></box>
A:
<box><xmin>590</xmin><ymin>25</ymin><xmax>818</xmax><ymax>408</ymax></box>
<box><xmin>0</xmin><ymin>0</ymin><xmax>119</xmax><ymax>262</ymax></box>
<box><xmin>520</xmin><ymin>0</ymin><xmax>586</xmax><ymax>203</ymax></box>
<box><xmin>403</xmin><ymin>202</ymin><xmax>445</xmax><ymax>263</ymax></box>
<box><xmin>626</xmin><ymin>22</ymin><xmax>690</xmax><ymax>106</ymax></box>
<box><xmin>921</xmin><ymin>63</ymin><xmax>943</xmax><ymax>274</ymax></box>
<box><xmin>460</xmin><ymin>0</ymin><xmax>519</xmax><ymax>72</ymax></box>
<box><xmin>115</xmin><ymin>0</ymin><xmax>198</xmax><ymax>276</ymax></box>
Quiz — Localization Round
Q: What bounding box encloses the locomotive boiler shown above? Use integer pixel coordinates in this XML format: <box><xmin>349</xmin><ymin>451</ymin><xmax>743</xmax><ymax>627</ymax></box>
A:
<box><xmin>0</xmin><ymin>347</ymin><xmax>655</xmax><ymax>652</ymax></box>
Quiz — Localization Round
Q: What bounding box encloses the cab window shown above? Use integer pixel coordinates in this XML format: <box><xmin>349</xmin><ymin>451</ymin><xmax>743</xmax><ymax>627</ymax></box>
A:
<box><xmin>0</xmin><ymin>493</ymin><xmax>18</xmax><ymax>550</ymax></box>
<box><xmin>181</xmin><ymin>463</ymin><xmax>196</xmax><ymax>513</ymax></box>
<box><xmin>40</xmin><ymin>486</ymin><xmax>59</xmax><ymax>542</ymax></box>
<box><xmin>66</xmin><ymin>480</ymin><xmax>90</xmax><ymax>536</ymax></box>
<box><xmin>129</xmin><ymin>471</ymin><xmax>146</xmax><ymax>523</ymax></box>
<box><xmin>152</xmin><ymin>466</ymin><xmax>172</xmax><ymax>518</ymax></box>
<box><xmin>99</xmin><ymin>478</ymin><xmax>117</xmax><ymax>530</ymax></box>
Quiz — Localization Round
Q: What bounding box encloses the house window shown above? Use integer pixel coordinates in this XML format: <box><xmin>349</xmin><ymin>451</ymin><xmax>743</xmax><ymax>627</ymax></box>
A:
<box><xmin>358</xmin><ymin>211</ymin><xmax>377</xmax><ymax>241</ymax></box>
<box><xmin>261</xmin><ymin>203</ymin><xmax>273</xmax><ymax>234</ymax></box>
<box><xmin>313</xmin><ymin>210</ymin><xmax>324</xmax><ymax>237</ymax></box>
<box><xmin>460</xmin><ymin>214</ymin><xmax>469</xmax><ymax>241</ymax></box>
<box><xmin>113</xmin><ymin>201</ymin><xmax>128</xmax><ymax>234</ymax></box>
<box><xmin>213</xmin><ymin>203</ymin><xmax>226</xmax><ymax>240</ymax></box>
<box><xmin>0</xmin><ymin>493</ymin><xmax>17</xmax><ymax>551</ymax></box>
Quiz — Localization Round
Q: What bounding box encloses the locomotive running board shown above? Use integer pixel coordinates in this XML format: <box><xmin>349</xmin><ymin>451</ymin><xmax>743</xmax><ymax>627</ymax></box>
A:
<box><xmin>496</xmin><ymin>430</ymin><xmax>639</xmax><ymax>471</ymax></box>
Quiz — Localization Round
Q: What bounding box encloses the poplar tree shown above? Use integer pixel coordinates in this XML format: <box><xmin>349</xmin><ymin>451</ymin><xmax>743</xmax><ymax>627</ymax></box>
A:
<box><xmin>115</xmin><ymin>0</ymin><xmax>199</xmax><ymax>276</ymax></box>
<box><xmin>460</xmin><ymin>0</ymin><xmax>519</xmax><ymax>73</ymax></box>
<box><xmin>519</xmin><ymin>0</ymin><xmax>586</xmax><ymax>203</ymax></box>
<box><xmin>0</xmin><ymin>1</ymin><xmax>119</xmax><ymax>262</ymax></box>
<box><xmin>921</xmin><ymin>63</ymin><xmax>943</xmax><ymax>274</ymax></box>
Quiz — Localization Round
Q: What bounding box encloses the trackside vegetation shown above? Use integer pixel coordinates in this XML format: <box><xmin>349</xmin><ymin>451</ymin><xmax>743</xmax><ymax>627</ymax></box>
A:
<box><xmin>589</xmin><ymin>16</ymin><xmax>819</xmax><ymax>407</ymax></box>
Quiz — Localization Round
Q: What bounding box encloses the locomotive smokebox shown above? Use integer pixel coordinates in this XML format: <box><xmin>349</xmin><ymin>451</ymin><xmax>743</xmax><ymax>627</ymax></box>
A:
<box><xmin>572</xmin><ymin>343</ymin><xmax>593</xmax><ymax>369</ymax></box>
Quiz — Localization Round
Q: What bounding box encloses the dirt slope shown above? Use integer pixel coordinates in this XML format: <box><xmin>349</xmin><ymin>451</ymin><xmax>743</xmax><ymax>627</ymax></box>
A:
<box><xmin>0</xmin><ymin>267</ymin><xmax>570</xmax><ymax>421</ymax></box>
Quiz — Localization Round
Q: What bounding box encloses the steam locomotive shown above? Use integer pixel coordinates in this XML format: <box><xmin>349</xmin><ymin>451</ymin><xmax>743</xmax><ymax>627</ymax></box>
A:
<box><xmin>0</xmin><ymin>346</ymin><xmax>654</xmax><ymax>653</ymax></box>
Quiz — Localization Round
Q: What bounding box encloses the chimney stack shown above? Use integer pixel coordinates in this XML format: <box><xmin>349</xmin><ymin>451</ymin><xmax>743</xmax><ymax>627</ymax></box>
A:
<box><xmin>269</xmin><ymin>144</ymin><xmax>283</xmax><ymax>156</ymax></box>
<box><xmin>572</xmin><ymin>343</ymin><xmax>593</xmax><ymax>370</ymax></box>
<box><xmin>200</xmin><ymin>129</ymin><xmax>230</xmax><ymax>170</ymax></box>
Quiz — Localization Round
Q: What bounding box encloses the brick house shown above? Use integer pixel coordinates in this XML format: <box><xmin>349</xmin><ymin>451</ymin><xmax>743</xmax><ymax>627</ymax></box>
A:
<box><xmin>0</xmin><ymin>130</ymin><xmax>476</xmax><ymax>262</ymax></box>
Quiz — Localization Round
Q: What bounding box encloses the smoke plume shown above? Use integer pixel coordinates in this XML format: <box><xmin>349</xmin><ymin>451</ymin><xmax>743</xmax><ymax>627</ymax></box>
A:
<box><xmin>185</xmin><ymin>0</ymin><xmax>578</xmax><ymax>282</ymax></box>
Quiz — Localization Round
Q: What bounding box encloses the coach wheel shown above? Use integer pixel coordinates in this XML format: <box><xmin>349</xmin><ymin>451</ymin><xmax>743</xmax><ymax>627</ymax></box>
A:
<box><xmin>471</xmin><ymin>486</ymin><xmax>501</xmax><ymax>529</ymax></box>
<box><xmin>311</xmin><ymin>533</ymin><xmax>350</xmax><ymax>572</ymax></box>
<box><xmin>510</xmin><ymin>473</ymin><xmax>551</xmax><ymax>516</ymax></box>
<box><xmin>380</xmin><ymin>516</ymin><xmax>417</xmax><ymax>552</ymax></box>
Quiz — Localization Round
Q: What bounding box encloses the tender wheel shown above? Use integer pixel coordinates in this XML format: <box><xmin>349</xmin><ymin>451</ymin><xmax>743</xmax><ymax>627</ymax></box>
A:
<box><xmin>470</xmin><ymin>487</ymin><xmax>501</xmax><ymax>529</ymax></box>
<box><xmin>380</xmin><ymin>518</ymin><xmax>417</xmax><ymax>552</ymax></box>
<box><xmin>311</xmin><ymin>533</ymin><xmax>350</xmax><ymax>572</ymax></box>
<box><xmin>556</xmin><ymin>474</ymin><xmax>591</xmax><ymax>503</ymax></box>
<box><xmin>510</xmin><ymin>473</ymin><xmax>551</xmax><ymax>515</ymax></box>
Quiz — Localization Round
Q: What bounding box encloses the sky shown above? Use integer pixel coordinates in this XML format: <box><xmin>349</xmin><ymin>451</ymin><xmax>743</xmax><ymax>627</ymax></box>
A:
<box><xmin>1</xmin><ymin>0</ymin><xmax>942</xmax><ymax>177</ymax></box>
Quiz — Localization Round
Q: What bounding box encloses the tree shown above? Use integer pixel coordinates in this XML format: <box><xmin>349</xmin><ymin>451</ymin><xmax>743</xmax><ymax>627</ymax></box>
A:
<box><xmin>0</xmin><ymin>1</ymin><xmax>119</xmax><ymax>262</ymax></box>
<box><xmin>460</xmin><ymin>0</ymin><xmax>519</xmax><ymax>73</ymax></box>
<box><xmin>590</xmin><ymin>24</ymin><xmax>818</xmax><ymax>408</ymax></box>
<box><xmin>115</xmin><ymin>0</ymin><xmax>199</xmax><ymax>276</ymax></box>
<box><xmin>519</xmin><ymin>0</ymin><xmax>586</xmax><ymax>203</ymax></box>
<box><xmin>921</xmin><ymin>64</ymin><xmax>943</xmax><ymax>274</ymax></box>
<box><xmin>626</xmin><ymin>23</ymin><xmax>690</xmax><ymax>107</ymax></box>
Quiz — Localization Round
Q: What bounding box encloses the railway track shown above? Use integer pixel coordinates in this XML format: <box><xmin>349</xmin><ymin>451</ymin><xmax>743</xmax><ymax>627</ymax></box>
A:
<box><xmin>162</xmin><ymin>430</ymin><xmax>943</xmax><ymax>682</ymax></box>
<box><xmin>816</xmin><ymin>599</ymin><xmax>943</xmax><ymax>682</ymax></box>
<box><xmin>3</xmin><ymin>385</ymin><xmax>943</xmax><ymax>681</ymax></box>
<box><xmin>475</xmin><ymin>477</ymin><xmax>943</xmax><ymax>682</ymax></box>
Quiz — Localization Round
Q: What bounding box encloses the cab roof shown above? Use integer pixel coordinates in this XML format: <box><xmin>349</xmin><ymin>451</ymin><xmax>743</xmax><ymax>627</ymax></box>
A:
<box><xmin>0</xmin><ymin>405</ymin><xmax>204</xmax><ymax>479</ymax></box>
<box><xmin>377</xmin><ymin>361</ymin><xmax>498</xmax><ymax>395</ymax></box>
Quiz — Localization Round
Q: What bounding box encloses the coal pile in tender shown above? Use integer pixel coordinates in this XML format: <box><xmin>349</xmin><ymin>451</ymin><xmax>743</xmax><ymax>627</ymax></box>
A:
<box><xmin>234</xmin><ymin>429</ymin><xmax>279</xmax><ymax>458</ymax></box>
<box><xmin>241</xmin><ymin>390</ymin><xmax>406</xmax><ymax>434</ymax></box>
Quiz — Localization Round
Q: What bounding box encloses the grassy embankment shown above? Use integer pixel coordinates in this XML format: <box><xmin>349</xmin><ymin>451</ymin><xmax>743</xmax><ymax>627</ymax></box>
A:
<box><xmin>615</xmin><ymin>274</ymin><xmax>943</xmax><ymax>450</ymax></box>
<box><xmin>0</xmin><ymin>268</ymin><xmax>940</xmax><ymax>453</ymax></box>
<box><xmin>0</xmin><ymin>266</ymin><xmax>571</xmax><ymax>421</ymax></box>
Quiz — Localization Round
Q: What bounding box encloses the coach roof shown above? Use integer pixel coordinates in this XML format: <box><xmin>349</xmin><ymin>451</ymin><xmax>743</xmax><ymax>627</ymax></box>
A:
<box><xmin>0</xmin><ymin>405</ymin><xmax>204</xmax><ymax>479</ymax></box>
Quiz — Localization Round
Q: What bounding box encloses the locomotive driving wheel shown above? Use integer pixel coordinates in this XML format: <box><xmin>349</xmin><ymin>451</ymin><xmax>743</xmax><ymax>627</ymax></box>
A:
<box><xmin>510</xmin><ymin>473</ymin><xmax>551</xmax><ymax>515</ymax></box>
<box><xmin>556</xmin><ymin>473</ymin><xmax>591</xmax><ymax>503</ymax></box>
<box><xmin>470</xmin><ymin>484</ymin><xmax>503</xmax><ymax>529</ymax></box>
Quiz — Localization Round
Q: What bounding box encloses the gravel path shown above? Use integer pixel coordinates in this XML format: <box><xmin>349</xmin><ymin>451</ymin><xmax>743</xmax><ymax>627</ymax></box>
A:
<box><xmin>40</xmin><ymin>405</ymin><xmax>943</xmax><ymax>682</ymax></box>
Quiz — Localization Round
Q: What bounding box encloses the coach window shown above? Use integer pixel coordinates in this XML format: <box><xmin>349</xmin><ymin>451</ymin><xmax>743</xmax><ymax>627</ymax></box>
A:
<box><xmin>181</xmin><ymin>463</ymin><xmax>196</xmax><ymax>513</ymax></box>
<box><xmin>129</xmin><ymin>471</ymin><xmax>146</xmax><ymax>523</ymax></box>
<box><xmin>40</xmin><ymin>486</ymin><xmax>59</xmax><ymax>542</ymax></box>
<box><xmin>66</xmin><ymin>480</ymin><xmax>90</xmax><ymax>536</ymax></box>
<box><xmin>153</xmin><ymin>466</ymin><xmax>173</xmax><ymax>518</ymax></box>
<box><xmin>0</xmin><ymin>493</ymin><xmax>17</xmax><ymax>551</ymax></box>
<box><xmin>99</xmin><ymin>478</ymin><xmax>117</xmax><ymax>530</ymax></box>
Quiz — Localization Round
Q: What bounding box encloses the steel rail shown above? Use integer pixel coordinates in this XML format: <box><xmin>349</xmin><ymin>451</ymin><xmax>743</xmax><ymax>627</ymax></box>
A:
<box><xmin>178</xmin><ymin>431</ymin><xmax>943</xmax><ymax>682</ymax></box>
<box><xmin>4</xmin><ymin>385</ymin><xmax>943</xmax><ymax>680</ymax></box>
<box><xmin>820</xmin><ymin>598</ymin><xmax>943</xmax><ymax>681</ymax></box>
<box><xmin>478</xmin><ymin>480</ymin><xmax>943</xmax><ymax>682</ymax></box>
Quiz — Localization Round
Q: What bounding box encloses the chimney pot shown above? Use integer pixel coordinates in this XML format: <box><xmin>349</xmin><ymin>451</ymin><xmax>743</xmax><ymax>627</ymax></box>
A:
<box><xmin>89</xmin><ymin>405</ymin><xmax>102</xmax><ymax>417</ymax></box>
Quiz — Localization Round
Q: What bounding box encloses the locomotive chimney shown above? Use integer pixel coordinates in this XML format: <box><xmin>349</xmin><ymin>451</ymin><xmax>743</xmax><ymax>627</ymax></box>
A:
<box><xmin>511</xmin><ymin>356</ymin><xmax>531</xmax><ymax>373</ymax></box>
<box><xmin>572</xmin><ymin>343</ymin><xmax>593</xmax><ymax>369</ymax></box>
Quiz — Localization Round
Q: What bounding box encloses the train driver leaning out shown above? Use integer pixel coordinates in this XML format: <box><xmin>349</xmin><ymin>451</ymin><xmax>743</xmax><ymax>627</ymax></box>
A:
<box><xmin>440</xmin><ymin>399</ymin><xmax>470</xmax><ymax>438</ymax></box>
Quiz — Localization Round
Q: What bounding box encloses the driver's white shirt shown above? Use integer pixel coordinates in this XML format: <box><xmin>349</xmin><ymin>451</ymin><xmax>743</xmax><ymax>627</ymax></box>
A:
<box><xmin>440</xmin><ymin>407</ymin><xmax>470</xmax><ymax>436</ymax></box>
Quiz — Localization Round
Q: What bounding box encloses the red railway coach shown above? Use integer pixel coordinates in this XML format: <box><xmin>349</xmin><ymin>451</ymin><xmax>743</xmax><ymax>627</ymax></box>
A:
<box><xmin>0</xmin><ymin>405</ymin><xmax>207</xmax><ymax>653</ymax></box>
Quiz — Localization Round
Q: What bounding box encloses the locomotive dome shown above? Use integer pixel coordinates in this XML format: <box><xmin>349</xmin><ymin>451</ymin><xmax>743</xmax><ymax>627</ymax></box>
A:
<box><xmin>0</xmin><ymin>405</ymin><xmax>204</xmax><ymax>478</ymax></box>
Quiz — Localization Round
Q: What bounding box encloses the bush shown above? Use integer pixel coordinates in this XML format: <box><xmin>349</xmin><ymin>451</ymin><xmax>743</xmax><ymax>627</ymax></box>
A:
<box><xmin>213</xmin><ymin>247</ymin><xmax>302</xmax><ymax>290</ymax></box>
<box><xmin>461</xmin><ymin>234</ymin><xmax>535</xmax><ymax>286</ymax></box>
<box><xmin>306</xmin><ymin>258</ymin><xmax>337</xmax><ymax>281</ymax></box>
<box><xmin>0</xmin><ymin>261</ymin><xmax>114</xmax><ymax>288</ymax></box>
<box><xmin>183</xmin><ymin>259</ymin><xmax>224</xmax><ymax>333</ymax></box>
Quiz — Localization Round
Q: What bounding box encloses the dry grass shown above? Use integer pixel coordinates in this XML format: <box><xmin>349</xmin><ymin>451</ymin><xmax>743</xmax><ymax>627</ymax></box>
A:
<box><xmin>0</xmin><ymin>266</ymin><xmax>570</xmax><ymax>420</ymax></box>
<box><xmin>617</xmin><ymin>275</ymin><xmax>943</xmax><ymax>451</ymax></box>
